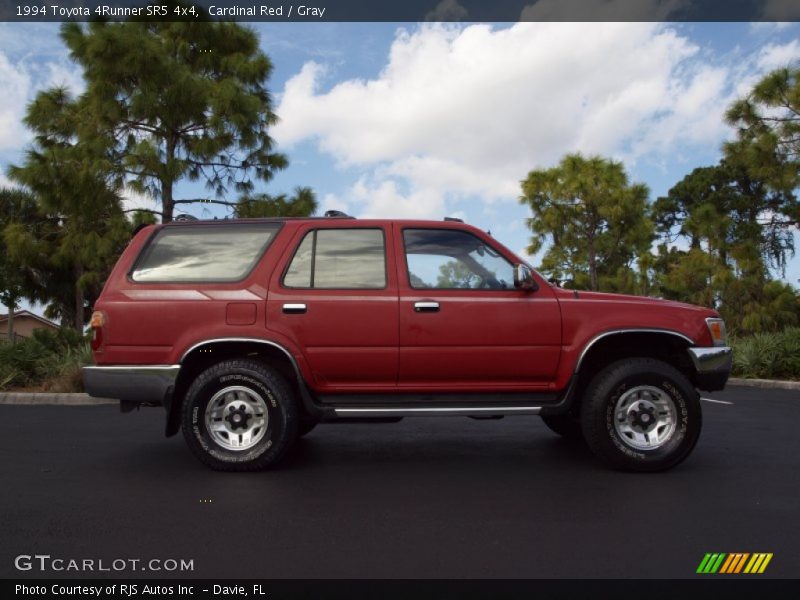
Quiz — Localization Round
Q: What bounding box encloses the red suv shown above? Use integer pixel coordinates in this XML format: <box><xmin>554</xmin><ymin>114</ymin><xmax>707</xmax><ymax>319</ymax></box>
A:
<box><xmin>83</xmin><ymin>215</ymin><xmax>731</xmax><ymax>472</ymax></box>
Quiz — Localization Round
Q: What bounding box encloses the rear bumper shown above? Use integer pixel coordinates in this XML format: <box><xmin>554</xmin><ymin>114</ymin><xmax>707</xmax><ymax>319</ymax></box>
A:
<box><xmin>82</xmin><ymin>365</ymin><xmax>180</xmax><ymax>405</ymax></box>
<box><xmin>688</xmin><ymin>346</ymin><xmax>732</xmax><ymax>392</ymax></box>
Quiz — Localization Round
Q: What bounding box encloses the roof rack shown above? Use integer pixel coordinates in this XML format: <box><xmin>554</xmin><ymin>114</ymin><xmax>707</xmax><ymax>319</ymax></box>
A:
<box><xmin>443</xmin><ymin>216</ymin><xmax>463</xmax><ymax>223</ymax></box>
<box><xmin>324</xmin><ymin>210</ymin><xmax>355</xmax><ymax>218</ymax></box>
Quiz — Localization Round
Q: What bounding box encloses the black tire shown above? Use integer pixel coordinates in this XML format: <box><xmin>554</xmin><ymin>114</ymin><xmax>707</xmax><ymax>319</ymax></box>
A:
<box><xmin>580</xmin><ymin>357</ymin><xmax>701</xmax><ymax>472</ymax></box>
<box><xmin>541</xmin><ymin>414</ymin><xmax>583</xmax><ymax>441</ymax></box>
<box><xmin>181</xmin><ymin>359</ymin><xmax>299</xmax><ymax>471</ymax></box>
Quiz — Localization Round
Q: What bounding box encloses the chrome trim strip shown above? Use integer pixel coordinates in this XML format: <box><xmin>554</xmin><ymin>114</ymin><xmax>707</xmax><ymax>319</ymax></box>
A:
<box><xmin>575</xmin><ymin>328</ymin><xmax>694</xmax><ymax>373</ymax></box>
<box><xmin>82</xmin><ymin>365</ymin><xmax>180</xmax><ymax>403</ymax></box>
<box><xmin>84</xmin><ymin>365</ymin><xmax>181</xmax><ymax>373</ymax></box>
<box><xmin>688</xmin><ymin>346</ymin><xmax>732</xmax><ymax>373</ymax></box>
<box><xmin>334</xmin><ymin>406</ymin><xmax>542</xmax><ymax>417</ymax></box>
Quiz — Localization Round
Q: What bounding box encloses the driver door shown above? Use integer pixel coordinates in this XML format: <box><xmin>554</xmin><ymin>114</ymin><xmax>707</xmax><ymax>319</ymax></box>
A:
<box><xmin>394</xmin><ymin>224</ymin><xmax>561</xmax><ymax>391</ymax></box>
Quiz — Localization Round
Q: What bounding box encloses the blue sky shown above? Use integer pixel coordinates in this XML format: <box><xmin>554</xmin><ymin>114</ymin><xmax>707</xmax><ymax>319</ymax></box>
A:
<box><xmin>1</xmin><ymin>21</ymin><xmax>799</xmax><ymax>318</ymax></box>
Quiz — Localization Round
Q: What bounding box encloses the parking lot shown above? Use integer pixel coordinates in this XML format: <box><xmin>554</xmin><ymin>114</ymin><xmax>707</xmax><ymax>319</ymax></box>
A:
<box><xmin>1</xmin><ymin>385</ymin><xmax>798</xmax><ymax>579</ymax></box>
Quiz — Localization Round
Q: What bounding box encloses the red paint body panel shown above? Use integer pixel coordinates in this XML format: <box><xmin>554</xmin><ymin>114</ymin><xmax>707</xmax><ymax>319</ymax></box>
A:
<box><xmin>392</xmin><ymin>223</ymin><xmax>562</xmax><ymax>388</ymax></box>
<box><xmin>265</xmin><ymin>222</ymin><xmax>399</xmax><ymax>389</ymax></box>
<box><xmin>551</xmin><ymin>288</ymin><xmax>718</xmax><ymax>388</ymax></box>
<box><xmin>91</xmin><ymin>218</ymin><xmax>722</xmax><ymax>397</ymax></box>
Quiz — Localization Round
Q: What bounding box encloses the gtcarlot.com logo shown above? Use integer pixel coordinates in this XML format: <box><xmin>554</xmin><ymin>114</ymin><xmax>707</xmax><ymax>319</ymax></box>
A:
<box><xmin>696</xmin><ymin>552</ymin><xmax>773</xmax><ymax>574</ymax></box>
<box><xmin>14</xmin><ymin>554</ymin><xmax>194</xmax><ymax>573</ymax></box>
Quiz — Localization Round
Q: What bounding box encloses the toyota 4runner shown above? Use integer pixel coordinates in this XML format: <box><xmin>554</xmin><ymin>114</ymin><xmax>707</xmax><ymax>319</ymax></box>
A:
<box><xmin>83</xmin><ymin>215</ymin><xmax>732</xmax><ymax>471</ymax></box>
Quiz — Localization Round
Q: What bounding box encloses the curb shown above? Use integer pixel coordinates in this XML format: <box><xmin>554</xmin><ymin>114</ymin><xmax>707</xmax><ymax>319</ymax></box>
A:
<box><xmin>728</xmin><ymin>378</ymin><xmax>800</xmax><ymax>391</ymax></box>
<box><xmin>0</xmin><ymin>392</ymin><xmax>116</xmax><ymax>405</ymax></box>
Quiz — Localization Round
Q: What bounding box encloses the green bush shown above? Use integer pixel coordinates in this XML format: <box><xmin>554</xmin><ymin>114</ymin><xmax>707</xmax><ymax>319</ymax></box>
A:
<box><xmin>0</xmin><ymin>328</ymin><xmax>92</xmax><ymax>391</ymax></box>
<box><xmin>731</xmin><ymin>328</ymin><xmax>800</xmax><ymax>380</ymax></box>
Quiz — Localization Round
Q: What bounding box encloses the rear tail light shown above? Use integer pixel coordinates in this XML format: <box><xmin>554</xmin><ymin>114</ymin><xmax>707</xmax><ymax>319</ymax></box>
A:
<box><xmin>90</xmin><ymin>311</ymin><xmax>105</xmax><ymax>351</ymax></box>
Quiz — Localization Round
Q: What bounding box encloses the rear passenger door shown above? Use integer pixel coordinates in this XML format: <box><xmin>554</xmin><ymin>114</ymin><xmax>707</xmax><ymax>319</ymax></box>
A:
<box><xmin>266</xmin><ymin>223</ymin><xmax>399</xmax><ymax>391</ymax></box>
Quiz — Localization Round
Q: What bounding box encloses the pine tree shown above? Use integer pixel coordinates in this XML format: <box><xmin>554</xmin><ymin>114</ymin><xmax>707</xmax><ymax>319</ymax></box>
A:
<box><xmin>61</xmin><ymin>11</ymin><xmax>288</xmax><ymax>222</ymax></box>
<box><xmin>520</xmin><ymin>153</ymin><xmax>653</xmax><ymax>292</ymax></box>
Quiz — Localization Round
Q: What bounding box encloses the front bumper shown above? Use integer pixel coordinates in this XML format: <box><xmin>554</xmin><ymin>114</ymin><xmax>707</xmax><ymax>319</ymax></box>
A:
<box><xmin>687</xmin><ymin>346</ymin><xmax>732</xmax><ymax>392</ymax></box>
<box><xmin>82</xmin><ymin>365</ymin><xmax>180</xmax><ymax>405</ymax></box>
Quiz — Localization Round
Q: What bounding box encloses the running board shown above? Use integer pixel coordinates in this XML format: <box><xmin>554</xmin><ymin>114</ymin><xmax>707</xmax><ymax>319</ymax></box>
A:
<box><xmin>332</xmin><ymin>406</ymin><xmax>543</xmax><ymax>418</ymax></box>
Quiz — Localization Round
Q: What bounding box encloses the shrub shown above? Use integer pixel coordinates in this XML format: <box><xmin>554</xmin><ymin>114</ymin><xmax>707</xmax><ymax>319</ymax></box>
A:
<box><xmin>731</xmin><ymin>328</ymin><xmax>800</xmax><ymax>380</ymax></box>
<box><xmin>0</xmin><ymin>328</ymin><xmax>92</xmax><ymax>391</ymax></box>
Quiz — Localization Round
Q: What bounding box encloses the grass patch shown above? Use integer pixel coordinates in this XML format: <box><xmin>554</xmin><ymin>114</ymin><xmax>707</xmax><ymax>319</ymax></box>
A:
<box><xmin>731</xmin><ymin>328</ymin><xmax>800</xmax><ymax>380</ymax></box>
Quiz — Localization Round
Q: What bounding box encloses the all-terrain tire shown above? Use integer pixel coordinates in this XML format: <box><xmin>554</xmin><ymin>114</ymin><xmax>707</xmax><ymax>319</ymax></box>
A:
<box><xmin>580</xmin><ymin>357</ymin><xmax>702</xmax><ymax>472</ymax></box>
<box><xmin>181</xmin><ymin>359</ymin><xmax>299</xmax><ymax>471</ymax></box>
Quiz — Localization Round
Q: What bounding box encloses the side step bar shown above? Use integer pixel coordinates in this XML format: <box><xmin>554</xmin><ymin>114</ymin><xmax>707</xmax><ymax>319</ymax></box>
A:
<box><xmin>332</xmin><ymin>406</ymin><xmax>543</xmax><ymax>418</ymax></box>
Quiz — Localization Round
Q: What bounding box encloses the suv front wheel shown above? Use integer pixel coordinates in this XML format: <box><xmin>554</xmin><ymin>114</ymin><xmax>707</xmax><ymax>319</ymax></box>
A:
<box><xmin>580</xmin><ymin>357</ymin><xmax>701</xmax><ymax>472</ymax></box>
<box><xmin>181</xmin><ymin>359</ymin><xmax>299</xmax><ymax>471</ymax></box>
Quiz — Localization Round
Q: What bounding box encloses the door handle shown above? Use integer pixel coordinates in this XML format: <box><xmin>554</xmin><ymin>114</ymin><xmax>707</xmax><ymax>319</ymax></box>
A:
<box><xmin>414</xmin><ymin>301</ymin><xmax>440</xmax><ymax>313</ymax></box>
<box><xmin>282</xmin><ymin>303</ymin><xmax>307</xmax><ymax>314</ymax></box>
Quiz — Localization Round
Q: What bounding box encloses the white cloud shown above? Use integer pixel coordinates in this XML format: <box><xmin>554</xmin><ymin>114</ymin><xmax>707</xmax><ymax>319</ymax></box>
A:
<box><xmin>43</xmin><ymin>61</ymin><xmax>85</xmax><ymax>95</ymax></box>
<box><xmin>0</xmin><ymin>43</ymin><xmax>85</xmax><ymax>155</ymax></box>
<box><xmin>120</xmin><ymin>187</ymin><xmax>159</xmax><ymax>215</ymax></box>
<box><xmin>749</xmin><ymin>22</ymin><xmax>795</xmax><ymax>34</ymax></box>
<box><xmin>275</xmin><ymin>22</ymin><xmax>735</xmax><ymax>211</ymax></box>
<box><xmin>756</xmin><ymin>39</ymin><xmax>800</xmax><ymax>71</ymax></box>
<box><xmin>350</xmin><ymin>176</ymin><xmax>445</xmax><ymax>219</ymax></box>
<box><xmin>318</xmin><ymin>191</ymin><xmax>353</xmax><ymax>217</ymax></box>
<box><xmin>0</xmin><ymin>52</ymin><xmax>32</xmax><ymax>152</ymax></box>
<box><xmin>275</xmin><ymin>22</ymin><xmax>800</xmax><ymax>221</ymax></box>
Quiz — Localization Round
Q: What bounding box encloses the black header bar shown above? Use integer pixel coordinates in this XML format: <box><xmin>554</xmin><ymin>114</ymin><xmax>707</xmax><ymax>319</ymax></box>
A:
<box><xmin>1</xmin><ymin>0</ymin><xmax>798</xmax><ymax>23</ymax></box>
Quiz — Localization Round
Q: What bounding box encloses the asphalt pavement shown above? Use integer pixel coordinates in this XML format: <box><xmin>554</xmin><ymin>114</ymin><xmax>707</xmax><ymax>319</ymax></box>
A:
<box><xmin>1</xmin><ymin>386</ymin><xmax>798</xmax><ymax>579</ymax></box>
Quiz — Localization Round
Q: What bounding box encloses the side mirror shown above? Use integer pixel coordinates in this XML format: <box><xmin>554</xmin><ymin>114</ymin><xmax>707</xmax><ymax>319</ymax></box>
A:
<box><xmin>513</xmin><ymin>264</ymin><xmax>537</xmax><ymax>291</ymax></box>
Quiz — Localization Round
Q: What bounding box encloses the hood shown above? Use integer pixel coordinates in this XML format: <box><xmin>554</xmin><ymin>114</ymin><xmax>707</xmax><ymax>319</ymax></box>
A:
<box><xmin>551</xmin><ymin>287</ymin><xmax>718</xmax><ymax>316</ymax></box>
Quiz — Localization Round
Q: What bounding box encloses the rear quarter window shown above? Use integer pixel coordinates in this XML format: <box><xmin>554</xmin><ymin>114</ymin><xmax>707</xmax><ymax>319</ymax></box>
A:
<box><xmin>130</xmin><ymin>223</ymin><xmax>281</xmax><ymax>283</ymax></box>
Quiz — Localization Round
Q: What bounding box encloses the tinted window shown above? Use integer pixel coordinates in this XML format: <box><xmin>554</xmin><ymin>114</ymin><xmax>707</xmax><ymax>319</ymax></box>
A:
<box><xmin>284</xmin><ymin>229</ymin><xmax>386</xmax><ymax>289</ymax></box>
<box><xmin>131</xmin><ymin>223</ymin><xmax>280</xmax><ymax>282</ymax></box>
<box><xmin>404</xmin><ymin>229</ymin><xmax>514</xmax><ymax>290</ymax></box>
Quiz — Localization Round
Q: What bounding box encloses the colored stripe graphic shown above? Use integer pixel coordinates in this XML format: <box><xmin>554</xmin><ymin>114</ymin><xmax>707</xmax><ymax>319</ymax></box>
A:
<box><xmin>744</xmin><ymin>553</ymin><xmax>774</xmax><ymax>574</ymax></box>
<box><xmin>697</xmin><ymin>553</ymin><xmax>727</xmax><ymax>573</ymax></box>
<box><xmin>720</xmin><ymin>553</ymin><xmax>750</xmax><ymax>573</ymax></box>
<box><xmin>719</xmin><ymin>554</ymin><xmax>736</xmax><ymax>573</ymax></box>
<box><xmin>696</xmin><ymin>554</ymin><xmax>713</xmax><ymax>573</ymax></box>
<box><xmin>699</xmin><ymin>552</ymin><xmax>772</xmax><ymax>574</ymax></box>
<box><xmin>733</xmin><ymin>553</ymin><xmax>750</xmax><ymax>573</ymax></box>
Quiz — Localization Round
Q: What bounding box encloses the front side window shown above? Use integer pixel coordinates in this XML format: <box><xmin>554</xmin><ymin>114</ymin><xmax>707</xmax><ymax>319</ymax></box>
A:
<box><xmin>403</xmin><ymin>229</ymin><xmax>515</xmax><ymax>290</ymax></box>
<box><xmin>283</xmin><ymin>228</ymin><xmax>386</xmax><ymax>289</ymax></box>
<box><xmin>131</xmin><ymin>223</ymin><xmax>280</xmax><ymax>283</ymax></box>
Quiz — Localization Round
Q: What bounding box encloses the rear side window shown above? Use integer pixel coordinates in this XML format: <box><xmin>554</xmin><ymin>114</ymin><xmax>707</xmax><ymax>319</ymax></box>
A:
<box><xmin>283</xmin><ymin>229</ymin><xmax>386</xmax><ymax>289</ymax></box>
<box><xmin>131</xmin><ymin>223</ymin><xmax>281</xmax><ymax>283</ymax></box>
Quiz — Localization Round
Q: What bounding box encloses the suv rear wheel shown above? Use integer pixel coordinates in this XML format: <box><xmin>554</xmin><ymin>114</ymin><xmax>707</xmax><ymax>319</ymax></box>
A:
<box><xmin>580</xmin><ymin>357</ymin><xmax>701</xmax><ymax>472</ymax></box>
<box><xmin>181</xmin><ymin>359</ymin><xmax>299</xmax><ymax>471</ymax></box>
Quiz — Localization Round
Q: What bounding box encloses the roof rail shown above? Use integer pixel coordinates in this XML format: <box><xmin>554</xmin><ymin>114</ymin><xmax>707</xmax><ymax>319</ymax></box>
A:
<box><xmin>324</xmin><ymin>210</ymin><xmax>355</xmax><ymax>218</ymax></box>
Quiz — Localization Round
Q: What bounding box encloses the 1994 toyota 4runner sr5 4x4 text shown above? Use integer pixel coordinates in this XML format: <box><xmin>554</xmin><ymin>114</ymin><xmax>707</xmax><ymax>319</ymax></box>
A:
<box><xmin>83</xmin><ymin>215</ymin><xmax>732</xmax><ymax>472</ymax></box>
